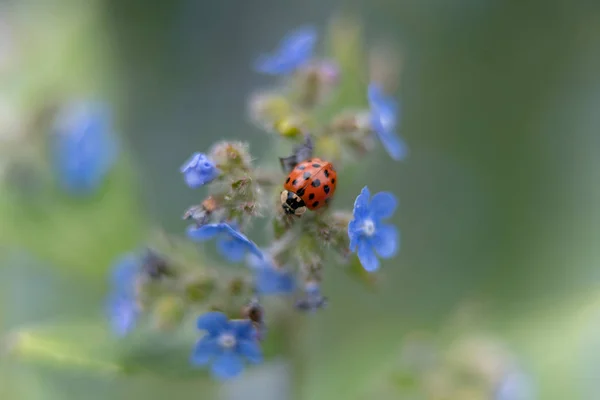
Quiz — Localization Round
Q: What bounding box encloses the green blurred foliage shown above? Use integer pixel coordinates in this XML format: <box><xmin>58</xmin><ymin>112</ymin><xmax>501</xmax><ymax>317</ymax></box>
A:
<box><xmin>2</xmin><ymin>0</ymin><xmax>600</xmax><ymax>399</ymax></box>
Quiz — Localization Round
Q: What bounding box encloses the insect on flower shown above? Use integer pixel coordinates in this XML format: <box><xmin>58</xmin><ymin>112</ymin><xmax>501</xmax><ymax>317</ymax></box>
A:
<box><xmin>281</xmin><ymin>158</ymin><xmax>337</xmax><ymax>216</ymax></box>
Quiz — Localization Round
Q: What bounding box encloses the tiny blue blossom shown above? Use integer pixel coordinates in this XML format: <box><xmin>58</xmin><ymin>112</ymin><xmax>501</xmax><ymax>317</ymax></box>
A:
<box><xmin>295</xmin><ymin>281</ymin><xmax>327</xmax><ymax>312</ymax></box>
<box><xmin>247</xmin><ymin>253</ymin><xmax>295</xmax><ymax>295</ymax></box>
<box><xmin>368</xmin><ymin>83</ymin><xmax>408</xmax><ymax>161</ymax></box>
<box><xmin>191</xmin><ymin>312</ymin><xmax>262</xmax><ymax>380</ymax></box>
<box><xmin>348</xmin><ymin>186</ymin><xmax>399</xmax><ymax>272</ymax></box>
<box><xmin>495</xmin><ymin>370</ymin><xmax>536</xmax><ymax>400</ymax></box>
<box><xmin>180</xmin><ymin>152</ymin><xmax>219</xmax><ymax>189</ymax></box>
<box><xmin>51</xmin><ymin>101</ymin><xmax>118</xmax><ymax>195</ymax></box>
<box><xmin>106</xmin><ymin>253</ymin><xmax>140</xmax><ymax>337</ymax></box>
<box><xmin>187</xmin><ymin>223</ymin><xmax>263</xmax><ymax>262</ymax></box>
<box><xmin>254</xmin><ymin>26</ymin><xmax>317</xmax><ymax>75</ymax></box>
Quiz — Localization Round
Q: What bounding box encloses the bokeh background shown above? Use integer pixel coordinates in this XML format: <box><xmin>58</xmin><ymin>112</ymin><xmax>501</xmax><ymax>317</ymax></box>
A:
<box><xmin>2</xmin><ymin>0</ymin><xmax>600</xmax><ymax>399</ymax></box>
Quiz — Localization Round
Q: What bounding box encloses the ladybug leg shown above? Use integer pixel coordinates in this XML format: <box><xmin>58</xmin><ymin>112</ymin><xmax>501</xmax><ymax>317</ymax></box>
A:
<box><xmin>294</xmin><ymin>133</ymin><xmax>314</xmax><ymax>163</ymax></box>
<box><xmin>279</xmin><ymin>155</ymin><xmax>297</xmax><ymax>173</ymax></box>
<box><xmin>278</xmin><ymin>134</ymin><xmax>314</xmax><ymax>173</ymax></box>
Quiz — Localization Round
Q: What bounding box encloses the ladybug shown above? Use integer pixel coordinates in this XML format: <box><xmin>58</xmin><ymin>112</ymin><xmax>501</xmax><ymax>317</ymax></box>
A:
<box><xmin>281</xmin><ymin>157</ymin><xmax>337</xmax><ymax>216</ymax></box>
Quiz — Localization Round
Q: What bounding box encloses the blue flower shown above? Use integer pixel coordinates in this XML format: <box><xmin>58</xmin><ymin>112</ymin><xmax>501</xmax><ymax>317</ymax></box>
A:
<box><xmin>187</xmin><ymin>223</ymin><xmax>263</xmax><ymax>262</ymax></box>
<box><xmin>191</xmin><ymin>312</ymin><xmax>262</xmax><ymax>380</ymax></box>
<box><xmin>368</xmin><ymin>83</ymin><xmax>408</xmax><ymax>161</ymax></box>
<box><xmin>247</xmin><ymin>254</ymin><xmax>295</xmax><ymax>295</ymax></box>
<box><xmin>180</xmin><ymin>152</ymin><xmax>219</xmax><ymax>189</ymax></box>
<box><xmin>495</xmin><ymin>370</ymin><xmax>536</xmax><ymax>400</ymax></box>
<box><xmin>347</xmin><ymin>186</ymin><xmax>399</xmax><ymax>272</ymax></box>
<box><xmin>51</xmin><ymin>101</ymin><xmax>118</xmax><ymax>195</ymax></box>
<box><xmin>295</xmin><ymin>281</ymin><xmax>327</xmax><ymax>312</ymax></box>
<box><xmin>255</xmin><ymin>26</ymin><xmax>317</xmax><ymax>75</ymax></box>
<box><xmin>106</xmin><ymin>253</ymin><xmax>141</xmax><ymax>337</ymax></box>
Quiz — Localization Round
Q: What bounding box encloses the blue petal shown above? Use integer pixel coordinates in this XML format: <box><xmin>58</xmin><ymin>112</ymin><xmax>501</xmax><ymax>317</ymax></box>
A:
<box><xmin>352</xmin><ymin>186</ymin><xmax>371</xmax><ymax>220</ymax></box>
<box><xmin>216</xmin><ymin>236</ymin><xmax>248</xmax><ymax>263</ymax></box>
<box><xmin>190</xmin><ymin>336</ymin><xmax>221</xmax><ymax>366</ymax></box>
<box><xmin>375</xmin><ymin>129</ymin><xmax>408</xmax><ymax>161</ymax></box>
<box><xmin>372</xmin><ymin>223</ymin><xmax>399</xmax><ymax>259</ymax></box>
<box><xmin>197</xmin><ymin>312</ymin><xmax>230</xmax><ymax>335</ymax></box>
<box><xmin>347</xmin><ymin>219</ymin><xmax>361</xmax><ymax>252</ymax></box>
<box><xmin>186</xmin><ymin>223</ymin><xmax>227</xmax><ymax>241</ymax></box>
<box><xmin>52</xmin><ymin>101</ymin><xmax>118</xmax><ymax>195</ymax></box>
<box><xmin>254</xmin><ymin>26</ymin><xmax>317</xmax><ymax>75</ymax></box>
<box><xmin>231</xmin><ymin>319</ymin><xmax>255</xmax><ymax>341</ymax></box>
<box><xmin>110</xmin><ymin>253</ymin><xmax>139</xmax><ymax>292</ymax></box>
<box><xmin>280</xmin><ymin>26</ymin><xmax>317</xmax><ymax>55</ymax></box>
<box><xmin>256</xmin><ymin>267</ymin><xmax>295</xmax><ymax>295</ymax></box>
<box><xmin>369</xmin><ymin>192</ymin><xmax>397</xmax><ymax>220</ymax></box>
<box><xmin>106</xmin><ymin>294</ymin><xmax>138</xmax><ymax>337</ymax></box>
<box><xmin>357</xmin><ymin>239</ymin><xmax>379</xmax><ymax>272</ymax></box>
<box><xmin>237</xmin><ymin>339</ymin><xmax>263</xmax><ymax>364</ymax></box>
<box><xmin>180</xmin><ymin>152</ymin><xmax>219</xmax><ymax>188</ymax></box>
<box><xmin>211</xmin><ymin>352</ymin><xmax>244</xmax><ymax>380</ymax></box>
<box><xmin>368</xmin><ymin>83</ymin><xmax>398</xmax><ymax>122</ymax></box>
<box><xmin>221</xmin><ymin>224</ymin><xmax>264</xmax><ymax>260</ymax></box>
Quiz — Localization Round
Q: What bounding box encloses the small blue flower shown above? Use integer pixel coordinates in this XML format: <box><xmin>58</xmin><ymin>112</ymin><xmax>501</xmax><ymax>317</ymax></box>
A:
<box><xmin>295</xmin><ymin>281</ymin><xmax>327</xmax><ymax>312</ymax></box>
<box><xmin>347</xmin><ymin>186</ymin><xmax>399</xmax><ymax>272</ymax></box>
<box><xmin>495</xmin><ymin>370</ymin><xmax>536</xmax><ymax>400</ymax></box>
<box><xmin>187</xmin><ymin>223</ymin><xmax>263</xmax><ymax>262</ymax></box>
<box><xmin>368</xmin><ymin>83</ymin><xmax>408</xmax><ymax>161</ymax></box>
<box><xmin>247</xmin><ymin>254</ymin><xmax>295</xmax><ymax>295</ymax></box>
<box><xmin>106</xmin><ymin>253</ymin><xmax>141</xmax><ymax>337</ymax></box>
<box><xmin>255</xmin><ymin>26</ymin><xmax>317</xmax><ymax>75</ymax></box>
<box><xmin>180</xmin><ymin>152</ymin><xmax>219</xmax><ymax>189</ymax></box>
<box><xmin>191</xmin><ymin>312</ymin><xmax>262</xmax><ymax>380</ymax></box>
<box><xmin>51</xmin><ymin>101</ymin><xmax>118</xmax><ymax>195</ymax></box>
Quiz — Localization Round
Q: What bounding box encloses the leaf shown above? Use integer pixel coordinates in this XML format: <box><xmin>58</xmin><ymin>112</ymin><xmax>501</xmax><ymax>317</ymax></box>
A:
<box><xmin>0</xmin><ymin>159</ymin><xmax>146</xmax><ymax>278</ymax></box>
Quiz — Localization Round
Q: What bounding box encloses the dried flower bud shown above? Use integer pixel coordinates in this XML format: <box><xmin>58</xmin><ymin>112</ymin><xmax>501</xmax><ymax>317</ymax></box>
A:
<box><xmin>209</xmin><ymin>141</ymin><xmax>252</xmax><ymax>171</ymax></box>
<box><xmin>228</xmin><ymin>277</ymin><xmax>246</xmax><ymax>296</ymax></box>
<box><xmin>248</xmin><ymin>91</ymin><xmax>293</xmax><ymax>132</ymax></box>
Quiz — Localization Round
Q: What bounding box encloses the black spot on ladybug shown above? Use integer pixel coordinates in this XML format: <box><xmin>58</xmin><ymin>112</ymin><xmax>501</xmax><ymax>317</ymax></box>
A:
<box><xmin>286</xmin><ymin>177</ymin><xmax>290</xmax><ymax>184</ymax></box>
<box><xmin>312</xmin><ymin>163</ymin><xmax>321</xmax><ymax>168</ymax></box>
<box><xmin>308</xmin><ymin>193</ymin><xmax>315</xmax><ymax>200</ymax></box>
<box><xmin>292</xmin><ymin>179</ymin><xmax>297</xmax><ymax>186</ymax></box>
<box><xmin>297</xmin><ymin>165</ymin><xmax>306</xmax><ymax>170</ymax></box>
<box><xmin>311</xmin><ymin>179</ymin><xmax>321</xmax><ymax>188</ymax></box>
<box><xmin>303</xmin><ymin>172</ymin><xmax>311</xmax><ymax>179</ymax></box>
<box><xmin>331</xmin><ymin>178</ymin><xmax>336</xmax><ymax>184</ymax></box>
<box><xmin>312</xmin><ymin>201</ymin><xmax>319</xmax><ymax>208</ymax></box>
<box><xmin>296</xmin><ymin>187</ymin><xmax>305</xmax><ymax>197</ymax></box>
<box><xmin>324</xmin><ymin>169</ymin><xmax>330</xmax><ymax>178</ymax></box>
<box><xmin>323</xmin><ymin>185</ymin><xmax>330</xmax><ymax>194</ymax></box>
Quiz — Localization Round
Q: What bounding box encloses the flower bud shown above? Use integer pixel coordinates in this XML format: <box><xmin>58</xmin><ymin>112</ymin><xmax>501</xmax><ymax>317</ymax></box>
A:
<box><xmin>153</xmin><ymin>295</ymin><xmax>185</xmax><ymax>331</ymax></box>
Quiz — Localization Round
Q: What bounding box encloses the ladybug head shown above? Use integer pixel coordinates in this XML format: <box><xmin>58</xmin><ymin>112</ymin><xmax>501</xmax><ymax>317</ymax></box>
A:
<box><xmin>280</xmin><ymin>190</ymin><xmax>307</xmax><ymax>217</ymax></box>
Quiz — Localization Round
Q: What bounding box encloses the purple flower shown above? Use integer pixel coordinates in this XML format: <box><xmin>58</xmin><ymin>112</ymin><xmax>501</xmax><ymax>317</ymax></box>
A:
<box><xmin>191</xmin><ymin>312</ymin><xmax>262</xmax><ymax>380</ymax></box>
<box><xmin>348</xmin><ymin>186</ymin><xmax>399</xmax><ymax>272</ymax></box>
<box><xmin>255</xmin><ymin>26</ymin><xmax>317</xmax><ymax>75</ymax></box>
<box><xmin>106</xmin><ymin>253</ymin><xmax>140</xmax><ymax>337</ymax></box>
<box><xmin>368</xmin><ymin>83</ymin><xmax>408</xmax><ymax>161</ymax></box>
<box><xmin>51</xmin><ymin>101</ymin><xmax>118</xmax><ymax>195</ymax></box>
<box><xmin>187</xmin><ymin>223</ymin><xmax>263</xmax><ymax>262</ymax></box>
<box><xmin>180</xmin><ymin>152</ymin><xmax>219</xmax><ymax>188</ymax></box>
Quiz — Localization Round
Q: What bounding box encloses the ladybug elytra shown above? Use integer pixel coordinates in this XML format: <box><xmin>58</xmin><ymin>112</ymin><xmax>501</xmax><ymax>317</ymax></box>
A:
<box><xmin>281</xmin><ymin>157</ymin><xmax>337</xmax><ymax>216</ymax></box>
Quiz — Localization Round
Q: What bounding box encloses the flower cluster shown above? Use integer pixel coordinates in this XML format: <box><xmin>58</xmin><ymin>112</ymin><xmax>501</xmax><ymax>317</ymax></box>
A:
<box><xmin>105</xmin><ymin>24</ymin><xmax>406</xmax><ymax>380</ymax></box>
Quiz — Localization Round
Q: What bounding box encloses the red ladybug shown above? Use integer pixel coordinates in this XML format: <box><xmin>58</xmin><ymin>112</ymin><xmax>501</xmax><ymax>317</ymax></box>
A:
<box><xmin>280</xmin><ymin>158</ymin><xmax>337</xmax><ymax>216</ymax></box>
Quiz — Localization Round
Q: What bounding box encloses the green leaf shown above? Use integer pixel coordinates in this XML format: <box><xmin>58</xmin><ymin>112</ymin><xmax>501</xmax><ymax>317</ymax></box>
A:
<box><xmin>0</xmin><ymin>160</ymin><xmax>146</xmax><ymax>277</ymax></box>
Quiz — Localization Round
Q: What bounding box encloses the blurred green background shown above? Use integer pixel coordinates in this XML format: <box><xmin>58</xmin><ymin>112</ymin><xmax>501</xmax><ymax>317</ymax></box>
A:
<box><xmin>2</xmin><ymin>0</ymin><xmax>600</xmax><ymax>399</ymax></box>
